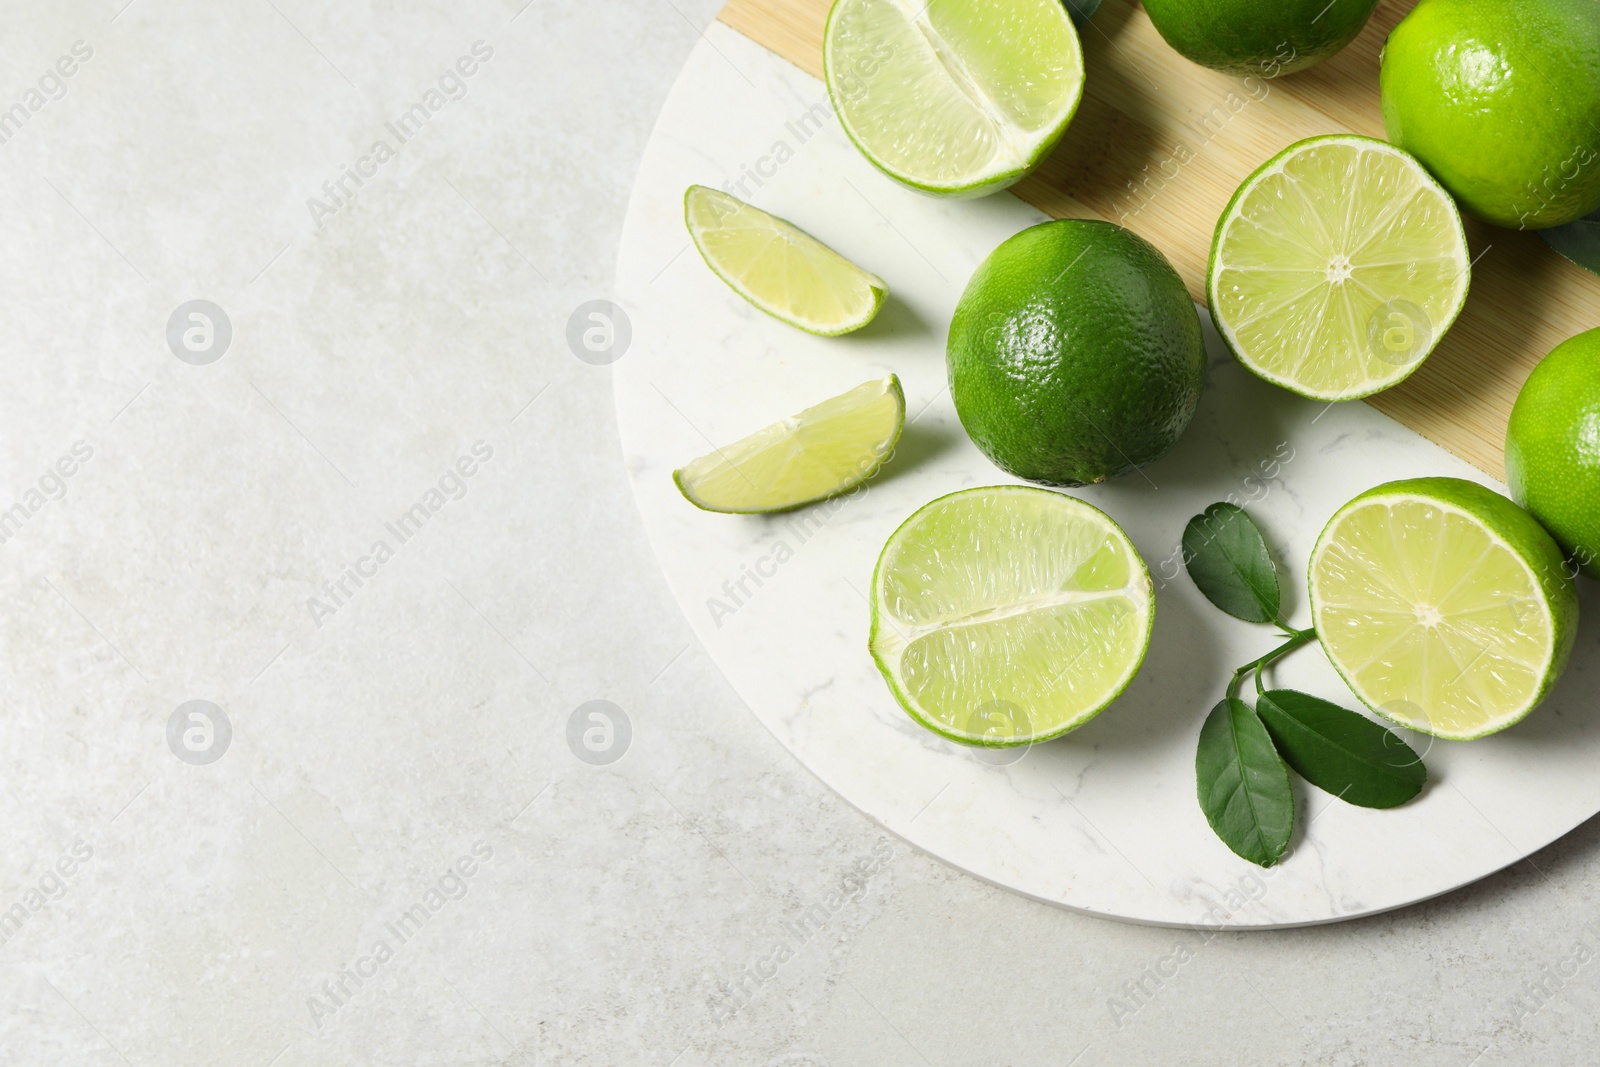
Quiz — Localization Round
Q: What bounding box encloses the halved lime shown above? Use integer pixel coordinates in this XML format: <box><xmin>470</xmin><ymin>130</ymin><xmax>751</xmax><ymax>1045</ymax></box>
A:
<box><xmin>1309</xmin><ymin>478</ymin><xmax>1578</xmax><ymax>740</ymax></box>
<box><xmin>823</xmin><ymin>0</ymin><xmax>1085</xmax><ymax>198</ymax></box>
<box><xmin>674</xmin><ymin>375</ymin><xmax>903</xmax><ymax>514</ymax></box>
<box><xmin>685</xmin><ymin>185</ymin><xmax>887</xmax><ymax>335</ymax></box>
<box><xmin>1208</xmin><ymin>135</ymin><xmax>1471</xmax><ymax>401</ymax></box>
<box><xmin>869</xmin><ymin>486</ymin><xmax>1154</xmax><ymax>745</ymax></box>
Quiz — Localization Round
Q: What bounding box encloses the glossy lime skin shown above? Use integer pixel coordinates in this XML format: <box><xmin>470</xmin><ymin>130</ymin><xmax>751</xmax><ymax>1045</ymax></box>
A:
<box><xmin>947</xmin><ymin>220</ymin><xmax>1205</xmax><ymax>487</ymax></box>
<box><xmin>1381</xmin><ymin>0</ymin><xmax>1600</xmax><ymax>230</ymax></box>
<box><xmin>1507</xmin><ymin>327</ymin><xmax>1600</xmax><ymax>579</ymax></box>
<box><xmin>1143</xmin><ymin>0</ymin><xmax>1380</xmax><ymax>77</ymax></box>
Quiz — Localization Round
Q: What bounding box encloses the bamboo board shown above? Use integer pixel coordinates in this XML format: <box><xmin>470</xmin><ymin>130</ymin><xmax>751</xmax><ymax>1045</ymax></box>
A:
<box><xmin>717</xmin><ymin>0</ymin><xmax>1600</xmax><ymax>479</ymax></box>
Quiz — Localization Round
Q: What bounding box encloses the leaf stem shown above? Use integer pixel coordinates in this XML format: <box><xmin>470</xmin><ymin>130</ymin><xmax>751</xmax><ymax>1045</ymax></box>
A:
<box><xmin>1229</xmin><ymin>628</ymin><xmax>1317</xmax><ymax>701</ymax></box>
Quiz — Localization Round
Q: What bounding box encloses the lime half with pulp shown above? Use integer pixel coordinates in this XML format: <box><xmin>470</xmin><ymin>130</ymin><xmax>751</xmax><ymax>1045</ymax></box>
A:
<box><xmin>1309</xmin><ymin>477</ymin><xmax>1578</xmax><ymax>740</ymax></box>
<box><xmin>823</xmin><ymin>0</ymin><xmax>1084</xmax><ymax>197</ymax></box>
<box><xmin>685</xmin><ymin>185</ymin><xmax>887</xmax><ymax>336</ymax></box>
<box><xmin>870</xmin><ymin>486</ymin><xmax>1154</xmax><ymax>745</ymax></box>
<box><xmin>1208</xmin><ymin>135</ymin><xmax>1471</xmax><ymax>401</ymax></box>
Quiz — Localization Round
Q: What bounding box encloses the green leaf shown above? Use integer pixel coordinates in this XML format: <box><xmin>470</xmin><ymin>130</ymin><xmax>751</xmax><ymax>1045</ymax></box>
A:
<box><xmin>1256</xmin><ymin>690</ymin><xmax>1426</xmax><ymax>809</ymax></box>
<box><xmin>1063</xmin><ymin>0</ymin><xmax>1102</xmax><ymax>23</ymax></box>
<box><xmin>1541</xmin><ymin>208</ymin><xmax>1600</xmax><ymax>279</ymax></box>
<box><xmin>1196</xmin><ymin>698</ymin><xmax>1294</xmax><ymax>867</ymax></box>
<box><xmin>1182</xmin><ymin>502</ymin><xmax>1281</xmax><ymax>624</ymax></box>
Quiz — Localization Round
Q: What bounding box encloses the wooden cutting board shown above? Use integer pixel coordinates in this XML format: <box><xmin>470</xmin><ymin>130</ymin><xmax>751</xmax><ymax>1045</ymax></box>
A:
<box><xmin>717</xmin><ymin>0</ymin><xmax>1600</xmax><ymax>480</ymax></box>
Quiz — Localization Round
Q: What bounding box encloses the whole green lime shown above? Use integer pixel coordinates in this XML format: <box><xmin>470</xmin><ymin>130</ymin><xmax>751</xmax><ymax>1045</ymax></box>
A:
<box><xmin>1142</xmin><ymin>0</ymin><xmax>1380</xmax><ymax>77</ymax></box>
<box><xmin>1506</xmin><ymin>327</ymin><xmax>1600</xmax><ymax>579</ymax></box>
<box><xmin>948</xmin><ymin>219</ymin><xmax>1205</xmax><ymax>487</ymax></box>
<box><xmin>1381</xmin><ymin>0</ymin><xmax>1600</xmax><ymax>230</ymax></box>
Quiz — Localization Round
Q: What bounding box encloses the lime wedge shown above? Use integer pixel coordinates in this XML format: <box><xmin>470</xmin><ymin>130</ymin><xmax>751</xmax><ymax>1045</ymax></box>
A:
<box><xmin>823</xmin><ymin>0</ymin><xmax>1085</xmax><ymax>197</ymax></box>
<box><xmin>1208</xmin><ymin>135</ymin><xmax>1471</xmax><ymax>401</ymax></box>
<box><xmin>1309</xmin><ymin>478</ymin><xmax>1578</xmax><ymax>740</ymax></box>
<box><xmin>674</xmin><ymin>375</ymin><xmax>904</xmax><ymax>514</ymax></box>
<box><xmin>869</xmin><ymin>486</ymin><xmax>1154</xmax><ymax>745</ymax></box>
<box><xmin>685</xmin><ymin>185</ymin><xmax>887</xmax><ymax>336</ymax></box>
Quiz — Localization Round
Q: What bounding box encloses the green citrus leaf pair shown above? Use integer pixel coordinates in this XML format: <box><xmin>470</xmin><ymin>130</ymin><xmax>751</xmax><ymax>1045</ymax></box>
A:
<box><xmin>1197</xmin><ymin>691</ymin><xmax>1427</xmax><ymax>867</ymax></box>
<box><xmin>1189</xmin><ymin>502</ymin><xmax>1428</xmax><ymax>868</ymax></box>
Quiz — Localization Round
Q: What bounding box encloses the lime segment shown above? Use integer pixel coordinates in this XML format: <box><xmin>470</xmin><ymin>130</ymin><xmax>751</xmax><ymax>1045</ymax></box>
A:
<box><xmin>870</xmin><ymin>486</ymin><xmax>1154</xmax><ymax>745</ymax></box>
<box><xmin>685</xmin><ymin>185</ymin><xmax>886</xmax><ymax>336</ymax></box>
<box><xmin>674</xmin><ymin>375</ymin><xmax>903</xmax><ymax>514</ymax></box>
<box><xmin>1208</xmin><ymin>135</ymin><xmax>1471</xmax><ymax>401</ymax></box>
<box><xmin>1309</xmin><ymin>478</ymin><xmax>1578</xmax><ymax>740</ymax></box>
<box><xmin>823</xmin><ymin>0</ymin><xmax>1084</xmax><ymax>197</ymax></box>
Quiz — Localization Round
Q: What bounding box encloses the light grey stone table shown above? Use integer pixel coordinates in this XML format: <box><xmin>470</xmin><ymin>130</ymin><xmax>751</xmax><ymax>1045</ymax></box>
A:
<box><xmin>1</xmin><ymin>1</ymin><xmax>1597</xmax><ymax>1064</ymax></box>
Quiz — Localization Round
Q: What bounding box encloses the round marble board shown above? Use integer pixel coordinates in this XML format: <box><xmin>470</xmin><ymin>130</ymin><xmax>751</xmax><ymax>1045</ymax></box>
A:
<box><xmin>612</xmin><ymin>25</ymin><xmax>1600</xmax><ymax>928</ymax></box>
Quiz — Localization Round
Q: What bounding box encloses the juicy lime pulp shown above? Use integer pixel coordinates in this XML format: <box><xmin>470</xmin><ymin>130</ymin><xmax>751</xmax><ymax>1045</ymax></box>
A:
<box><xmin>1309</xmin><ymin>478</ymin><xmax>1578</xmax><ymax>740</ymax></box>
<box><xmin>1208</xmin><ymin>135</ymin><xmax>1471</xmax><ymax>402</ymax></box>
<box><xmin>1380</xmin><ymin>0</ymin><xmax>1600</xmax><ymax>230</ymax></box>
<box><xmin>674</xmin><ymin>375</ymin><xmax>904</xmax><ymax>514</ymax></box>
<box><xmin>1142</xmin><ymin>0</ymin><xmax>1380</xmax><ymax>77</ymax></box>
<box><xmin>823</xmin><ymin>0</ymin><xmax>1084</xmax><ymax>197</ymax></box>
<box><xmin>869</xmin><ymin>486</ymin><xmax>1155</xmax><ymax>745</ymax></box>
<box><xmin>684</xmin><ymin>185</ymin><xmax>886</xmax><ymax>335</ymax></box>
<box><xmin>1506</xmin><ymin>326</ymin><xmax>1600</xmax><ymax>579</ymax></box>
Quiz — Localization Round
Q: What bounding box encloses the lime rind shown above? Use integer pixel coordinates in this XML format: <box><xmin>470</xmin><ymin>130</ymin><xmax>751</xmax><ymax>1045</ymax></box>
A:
<box><xmin>684</xmin><ymin>185</ymin><xmax>888</xmax><ymax>336</ymax></box>
<box><xmin>1207</xmin><ymin>134</ymin><xmax>1471</xmax><ymax>402</ymax></box>
<box><xmin>1380</xmin><ymin>0</ymin><xmax>1600</xmax><ymax>230</ymax></box>
<box><xmin>822</xmin><ymin>0</ymin><xmax>1085</xmax><ymax>198</ymax></box>
<box><xmin>868</xmin><ymin>485</ymin><xmax>1155</xmax><ymax>746</ymax></box>
<box><xmin>1505</xmin><ymin>327</ymin><xmax>1600</xmax><ymax>581</ymax></box>
<box><xmin>1143</xmin><ymin>0</ymin><xmax>1381</xmax><ymax>77</ymax></box>
<box><xmin>1308</xmin><ymin>478</ymin><xmax>1578</xmax><ymax>741</ymax></box>
<box><xmin>674</xmin><ymin>375</ymin><xmax>904</xmax><ymax>515</ymax></box>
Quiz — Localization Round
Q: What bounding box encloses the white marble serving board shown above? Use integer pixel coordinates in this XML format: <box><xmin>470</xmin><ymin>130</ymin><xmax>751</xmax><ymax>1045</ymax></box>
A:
<box><xmin>612</xmin><ymin>24</ymin><xmax>1600</xmax><ymax>928</ymax></box>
